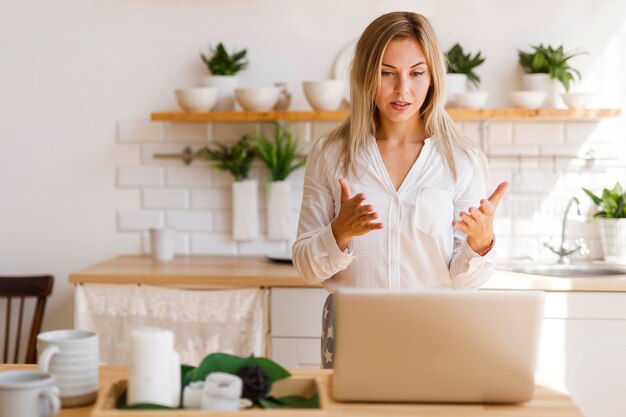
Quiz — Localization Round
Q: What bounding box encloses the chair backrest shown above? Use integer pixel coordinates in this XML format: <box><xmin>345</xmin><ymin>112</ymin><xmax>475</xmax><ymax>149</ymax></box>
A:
<box><xmin>0</xmin><ymin>275</ymin><xmax>54</xmax><ymax>364</ymax></box>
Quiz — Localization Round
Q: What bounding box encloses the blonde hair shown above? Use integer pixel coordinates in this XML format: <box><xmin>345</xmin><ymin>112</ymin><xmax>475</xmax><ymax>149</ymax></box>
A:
<box><xmin>322</xmin><ymin>11</ymin><xmax>486</xmax><ymax>182</ymax></box>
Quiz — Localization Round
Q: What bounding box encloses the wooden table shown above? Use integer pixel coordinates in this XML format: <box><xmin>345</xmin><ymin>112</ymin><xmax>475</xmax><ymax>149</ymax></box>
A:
<box><xmin>1</xmin><ymin>365</ymin><xmax>583</xmax><ymax>416</ymax></box>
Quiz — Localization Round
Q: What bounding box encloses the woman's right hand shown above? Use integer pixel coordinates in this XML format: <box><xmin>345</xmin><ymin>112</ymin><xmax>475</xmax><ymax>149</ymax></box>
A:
<box><xmin>331</xmin><ymin>178</ymin><xmax>383</xmax><ymax>251</ymax></box>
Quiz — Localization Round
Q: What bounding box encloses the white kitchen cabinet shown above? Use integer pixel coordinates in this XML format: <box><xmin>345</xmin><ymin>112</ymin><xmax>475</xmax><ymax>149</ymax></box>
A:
<box><xmin>270</xmin><ymin>287</ymin><xmax>328</xmax><ymax>368</ymax></box>
<box><xmin>537</xmin><ymin>292</ymin><xmax>626</xmax><ymax>417</ymax></box>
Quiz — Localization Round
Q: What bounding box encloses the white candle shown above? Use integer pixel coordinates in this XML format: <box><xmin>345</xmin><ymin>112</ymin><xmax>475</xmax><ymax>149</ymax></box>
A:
<box><xmin>182</xmin><ymin>381</ymin><xmax>204</xmax><ymax>409</ymax></box>
<box><xmin>127</xmin><ymin>327</ymin><xmax>181</xmax><ymax>408</ymax></box>
<box><xmin>201</xmin><ymin>372</ymin><xmax>243</xmax><ymax>411</ymax></box>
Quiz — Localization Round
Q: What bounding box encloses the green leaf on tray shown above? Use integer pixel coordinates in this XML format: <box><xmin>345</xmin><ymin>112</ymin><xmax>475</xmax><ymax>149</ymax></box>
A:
<box><xmin>183</xmin><ymin>353</ymin><xmax>291</xmax><ymax>389</ymax></box>
<box><xmin>115</xmin><ymin>389</ymin><xmax>175</xmax><ymax>410</ymax></box>
<box><xmin>257</xmin><ymin>395</ymin><xmax>320</xmax><ymax>409</ymax></box>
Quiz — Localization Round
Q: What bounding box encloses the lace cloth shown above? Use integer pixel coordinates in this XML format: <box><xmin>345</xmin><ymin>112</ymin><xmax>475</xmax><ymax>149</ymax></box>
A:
<box><xmin>74</xmin><ymin>284</ymin><xmax>269</xmax><ymax>366</ymax></box>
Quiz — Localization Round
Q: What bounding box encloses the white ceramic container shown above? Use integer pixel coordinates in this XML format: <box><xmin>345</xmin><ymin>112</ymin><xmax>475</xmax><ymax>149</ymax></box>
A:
<box><xmin>302</xmin><ymin>80</ymin><xmax>345</xmax><ymax>111</ymax></box>
<box><xmin>561</xmin><ymin>92</ymin><xmax>595</xmax><ymax>109</ymax></box>
<box><xmin>202</xmin><ymin>75</ymin><xmax>240</xmax><ymax>111</ymax></box>
<box><xmin>174</xmin><ymin>87</ymin><xmax>218</xmax><ymax>112</ymax></box>
<box><xmin>234</xmin><ymin>87</ymin><xmax>280</xmax><ymax>112</ymax></box>
<box><xmin>37</xmin><ymin>330</ymin><xmax>99</xmax><ymax>407</ymax></box>
<box><xmin>453</xmin><ymin>91</ymin><xmax>489</xmax><ymax>109</ymax></box>
<box><xmin>509</xmin><ymin>91</ymin><xmax>547</xmax><ymax>109</ymax></box>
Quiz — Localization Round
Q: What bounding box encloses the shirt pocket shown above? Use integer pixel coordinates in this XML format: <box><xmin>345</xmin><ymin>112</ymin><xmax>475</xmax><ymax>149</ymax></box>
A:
<box><xmin>413</xmin><ymin>187</ymin><xmax>454</xmax><ymax>236</ymax></box>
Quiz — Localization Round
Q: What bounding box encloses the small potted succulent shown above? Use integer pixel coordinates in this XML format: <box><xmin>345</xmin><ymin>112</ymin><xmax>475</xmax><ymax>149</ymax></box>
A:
<box><xmin>583</xmin><ymin>183</ymin><xmax>626</xmax><ymax>264</ymax></box>
<box><xmin>196</xmin><ymin>135</ymin><xmax>258</xmax><ymax>241</ymax></box>
<box><xmin>444</xmin><ymin>43</ymin><xmax>486</xmax><ymax>107</ymax></box>
<box><xmin>254</xmin><ymin>124</ymin><xmax>306</xmax><ymax>240</ymax></box>
<box><xmin>518</xmin><ymin>44</ymin><xmax>586</xmax><ymax>108</ymax></box>
<box><xmin>201</xmin><ymin>42</ymin><xmax>249</xmax><ymax>111</ymax></box>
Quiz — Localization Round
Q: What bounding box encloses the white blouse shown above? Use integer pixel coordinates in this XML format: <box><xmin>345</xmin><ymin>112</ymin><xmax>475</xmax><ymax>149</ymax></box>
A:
<box><xmin>292</xmin><ymin>135</ymin><xmax>496</xmax><ymax>292</ymax></box>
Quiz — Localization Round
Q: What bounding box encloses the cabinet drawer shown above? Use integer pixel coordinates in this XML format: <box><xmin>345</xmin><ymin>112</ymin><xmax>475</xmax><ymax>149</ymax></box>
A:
<box><xmin>271</xmin><ymin>288</ymin><xmax>328</xmax><ymax>337</ymax></box>
<box><xmin>272</xmin><ymin>337</ymin><xmax>321</xmax><ymax>369</ymax></box>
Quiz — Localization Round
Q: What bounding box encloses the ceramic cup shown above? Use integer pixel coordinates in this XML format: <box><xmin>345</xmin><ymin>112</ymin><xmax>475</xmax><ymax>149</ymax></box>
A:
<box><xmin>149</xmin><ymin>227</ymin><xmax>175</xmax><ymax>261</ymax></box>
<box><xmin>0</xmin><ymin>370</ymin><xmax>61</xmax><ymax>417</ymax></box>
<box><xmin>37</xmin><ymin>330</ymin><xmax>99</xmax><ymax>407</ymax></box>
<box><xmin>127</xmin><ymin>327</ymin><xmax>181</xmax><ymax>408</ymax></box>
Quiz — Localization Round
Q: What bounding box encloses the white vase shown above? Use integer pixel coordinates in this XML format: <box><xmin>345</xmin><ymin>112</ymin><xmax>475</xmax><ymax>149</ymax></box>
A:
<box><xmin>445</xmin><ymin>73</ymin><xmax>467</xmax><ymax>107</ymax></box>
<box><xmin>267</xmin><ymin>181</ymin><xmax>291</xmax><ymax>241</ymax></box>
<box><xmin>522</xmin><ymin>73</ymin><xmax>566</xmax><ymax>109</ymax></box>
<box><xmin>232</xmin><ymin>180</ymin><xmax>258</xmax><ymax>241</ymax></box>
<box><xmin>202</xmin><ymin>75</ymin><xmax>240</xmax><ymax>111</ymax></box>
<box><xmin>597</xmin><ymin>218</ymin><xmax>626</xmax><ymax>264</ymax></box>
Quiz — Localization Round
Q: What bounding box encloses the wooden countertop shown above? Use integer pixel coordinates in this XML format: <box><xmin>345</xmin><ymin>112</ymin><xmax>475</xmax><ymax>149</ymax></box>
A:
<box><xmin>1</xmin><ymin>365</ymin><xmax>583</xmax><ymax>416</ymax></box>
<box><xmin>68</xmin><ymin>255</ymin><xmax>626</xmax><ymax>292</ymax></box>
<box><xmin>69</xmin><ymin>255</ymin><xmax>320</xmax><ymax>288</ymax></box>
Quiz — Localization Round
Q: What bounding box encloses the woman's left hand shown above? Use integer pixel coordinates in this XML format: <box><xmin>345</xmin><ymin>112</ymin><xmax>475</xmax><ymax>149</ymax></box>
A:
<box><xmin>452</xmin><ymin>181</ymin><xmax>509</xmax><ymax>255</ymax></box>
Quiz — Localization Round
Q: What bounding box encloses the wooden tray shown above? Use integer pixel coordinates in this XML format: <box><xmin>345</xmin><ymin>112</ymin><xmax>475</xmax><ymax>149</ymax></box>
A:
<box><xmin>91</xmin><ymin>376</ymin><xmax>327</xmax><ymax>416</ymax></box>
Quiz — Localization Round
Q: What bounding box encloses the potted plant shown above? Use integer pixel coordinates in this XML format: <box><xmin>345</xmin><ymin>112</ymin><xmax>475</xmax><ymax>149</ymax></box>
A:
<box><xmin>583</xmin><ymin>182</ymin><xmax>626</xmax><ymax>264</ymax></box>
<box><xmin>196</xmin><ymin>135</ymin><xmax>258</xmax><ymax>241</ymax></box>
<box><xmin>518</xmin><ymin>44</ymin><xmax>586</xmax><ymax>108</ymax></box>
<box><xmin>444</xmin><ymin>43</ymin><xmax>486</xmax><ymax>107</ymax></box>
<box><xmin>200</xmin><ymin>42</ymin><xmax>249</xmax><ymax>111</ymax></box>
<box><xmin>254</xmin><ymin>124</ymin><xmax>306</xmax><ymax>241</ymax></box>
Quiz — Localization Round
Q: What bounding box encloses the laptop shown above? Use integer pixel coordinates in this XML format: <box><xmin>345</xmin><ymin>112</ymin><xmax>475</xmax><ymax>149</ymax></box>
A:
<box><xmin>332</xmin><ymin>289</ymin><xmax>544</xmax><ymax>404</ymax></box>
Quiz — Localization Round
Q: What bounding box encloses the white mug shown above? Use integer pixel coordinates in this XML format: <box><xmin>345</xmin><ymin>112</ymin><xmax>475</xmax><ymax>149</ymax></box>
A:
<box><xmin>127</xmin><ymin>327</ymin><xmax>181</xmax><ymax>408</ymax></box>
<box><xmin>37</xmin><ymin>329</ymin><xmax>99</xmax><ymax>408</ymax></box>
<box><xmin>0</xmin><ymin>370</ymin><xmax>61</xmax><ymax>417</ymax></box>
<box><xmin>149</xmin><ymin>227</ymin><xmax>175</xmax><ymax>261</ymax></box>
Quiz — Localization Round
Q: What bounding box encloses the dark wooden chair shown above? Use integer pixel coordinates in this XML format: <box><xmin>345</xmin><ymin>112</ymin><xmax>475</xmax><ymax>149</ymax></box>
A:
<box><xmin>0</xmin><ymin>275</ymin><xmax>54</xmax><ymax>363</ymax></box>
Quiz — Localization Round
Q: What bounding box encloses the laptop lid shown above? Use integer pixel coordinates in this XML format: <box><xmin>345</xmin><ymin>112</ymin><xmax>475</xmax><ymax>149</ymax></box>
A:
<box><xmin>332</xmin><ymin>289</ymin><xmax>544</xmax><ymax>404</ymax></box>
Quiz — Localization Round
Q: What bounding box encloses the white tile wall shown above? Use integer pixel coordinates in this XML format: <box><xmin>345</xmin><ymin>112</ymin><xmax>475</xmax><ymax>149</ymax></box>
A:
<box><xmin>118</xmin><ymin>211</ymin><xmax>164</xmax><ymax>231</ymax></box>
<box><xmin>142</xmin><ymin>189</ymin><xmax>188</xmax><ymax>209</ymax></box>
<box><xmin>116</xmin><ymin>118</ymin><xmax>620</xmax><ymax>260</ymax></box>
<box><xmin>190</xmin><ymin>233</ymin><xmax>237</xmax><ymax>255</ymax></box>
<box><xmin>118</xmin><ymin>166</ymin><xmax>163</xmax><ymax>187</ymax></box>
<box><xmin>166</xmin><ymin>211</ymin><xmax>211</xmax><ymax>231</ymax></box>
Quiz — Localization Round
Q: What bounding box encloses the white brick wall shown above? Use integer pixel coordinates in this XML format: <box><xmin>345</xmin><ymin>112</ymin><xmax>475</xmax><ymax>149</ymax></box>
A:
<box><xmin>142</xmin><ymin>189</ymin><xmax>188</xmax><ymax>209</ymax></box>
<box><xmin>117</xmin><ymin>118</ymin><xmax>621</xmax><ymax>261</ymax></box>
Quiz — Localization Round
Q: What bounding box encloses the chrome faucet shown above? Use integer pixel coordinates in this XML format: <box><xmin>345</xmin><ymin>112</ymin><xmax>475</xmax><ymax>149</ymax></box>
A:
<box><xmin>544</xmin><ymin>197</ymin><xmax>590</xmax><ymax>264</ymax></box>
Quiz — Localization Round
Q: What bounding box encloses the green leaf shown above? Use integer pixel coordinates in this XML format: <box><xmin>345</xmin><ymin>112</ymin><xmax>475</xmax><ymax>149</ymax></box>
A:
<box><xmin>115</xmin><ymin>389</ymin><xmax>175</xmax><ymax>410</ymax></box>
<box><xmin>185</xmin><ymin>353</ymin><xmax>291</xmax><ymax>387</ymax></box>
<box><xmin>445</xmin><ymin>43</ymin><xmax>485</xmax><ymax>87</ymax></box>
<box><xmin>201</xmin><ymin>42</ymin><xmax>249</xmax><ymax>75</ymax></box>
<box><xmin>518</xmin><ymin>43</ymin><xmax>586</xmax><ymax>89</ymax></box>
<box><xmin>252</xmin><ymin>357</ymin><xmax>291</xmax><ymax>382</ymax></box>
<box><xmin>258</xmin><ymin>395</ymin><xmax>320</xmax><ymax>409</ymax></box>
<box><xmin>582</xmin><ymin>188</ymin><xmax>603</xmax><ymax>206</ymax></box>
<box><xmin>584</xmin><ymin>182</ymin><xmax>626</xmax><ymax>219</ymax></box>
<box><xmin>196</xmin><ymin>135</ymin><xmax>256</xmax><ymax>181</ymax></box>
<box><xmin>181</xmin><ymin>364</ymin><xmax>196</xmax><ymax>387</ymax></box>
<box><xmin>253</xmin><ymin>123</ymin><xmax>306</xmax><ymax>181</ymax></box>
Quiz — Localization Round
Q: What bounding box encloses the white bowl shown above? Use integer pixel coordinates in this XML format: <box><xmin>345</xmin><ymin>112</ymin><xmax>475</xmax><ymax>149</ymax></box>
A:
<box><xmin>561</xmin><ymin>92</ymin><xmax>595</xmax><ymax>109</ymax></box>
<box><xmin>174</xmin><ymin>87</ymin><xmax>218</xmax><ymax>112</ymax></box>
<box><xmin>509</xmin><ymin>91</ymin><xmax>547</xmax><ymax>109</ymax></box>
<box><xmin>302</xmin><ymin>80</ymin><xmax>345</xmax><ymax>111</ymax></box>
<box><xmin>453</xmin><ymin>91</ymin><xmax>489</xmax><ymax>109</ymax></box>
<box><xmin>234</xmin><ymin>87</ymin><xmax>280</xmax><ymax>112</ymax></box>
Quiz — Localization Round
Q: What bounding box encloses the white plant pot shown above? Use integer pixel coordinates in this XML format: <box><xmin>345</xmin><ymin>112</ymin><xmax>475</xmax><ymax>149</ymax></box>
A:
<box><xmin>522</xmin><ymin>73</ymin><xmax>566</xmax><ymax>109</ymax></box>
<box><xmin>202</xmin><ymin>75</ymin><xmax>240</xmax><ymax>111</ymax></box>
<box><xmin>232</xmin><ymin>180</ymin><xmax>258</xmax><ymax>241</ymax></box>
<box><xmin>267</xmin><ymin>181</ymin><xmax>291</xmax><ymax>241</ymax></box>
<box><xmin>445</xmin><ymin>74</ymin><xmax>467</xmax><ymax>107</ymax></box>
<box><xmin>597</xmin><ymin>218</ymin><xmax>626</xmax><ymax>264</ymax></box>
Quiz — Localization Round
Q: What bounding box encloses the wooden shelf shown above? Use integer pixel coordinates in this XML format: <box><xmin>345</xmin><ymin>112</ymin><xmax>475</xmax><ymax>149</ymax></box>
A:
<box><xmin>151</xmin><ymin>110</ymin><xmax>348</xmax><ymax>122</ymax></box>
<box><xmin>151</xmin><ymin>108</ymin><xmax>621</xmax><ymax>123</ymax></box>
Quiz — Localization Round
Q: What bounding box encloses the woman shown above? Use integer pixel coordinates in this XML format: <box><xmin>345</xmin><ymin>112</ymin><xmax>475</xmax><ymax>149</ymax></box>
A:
<box><xmin>292</xmin><ymin>11</ymin><xmax>508</xmax><ymax>368</ymax></box>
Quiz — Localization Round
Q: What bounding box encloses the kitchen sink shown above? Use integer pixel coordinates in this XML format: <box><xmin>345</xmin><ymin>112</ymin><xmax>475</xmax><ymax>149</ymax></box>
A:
<box><xmin>497</xmin><ymin>263</ymin><xmax>626</xmax><ymax>277</ymax></box>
